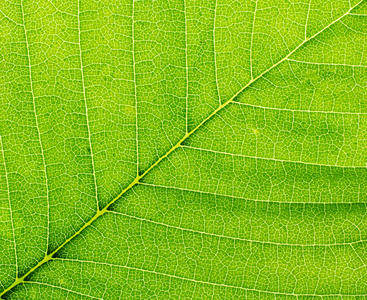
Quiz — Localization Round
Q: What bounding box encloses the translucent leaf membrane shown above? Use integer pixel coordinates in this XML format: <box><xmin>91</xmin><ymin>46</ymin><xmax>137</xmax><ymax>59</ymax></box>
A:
<box><xmin>292</xmin><ymin>13</ymin><xmax>367</xmax><ymax>67</ymax></box>
<box><xmin>78</xmin><ymin>0</ymin><xmax>137</xmax><ymax>208</ymax></box>
<box><xmin>186</xmin><ymin>0</ymin><xmax>221</xmax><ymax>130</ymax></box>
<box><xmin>144</xmin><ymin>146</ymin><xmax>367</xmax><ymax>203</ymax></box>
<box><xmin>135</xmin><ymin>0</ymin><xmax>186</xmax><ymax>173</ymax></box>
<box><xmin>26</xmin><ymin>211</ymin><xmax>367</xmax><ymax>297</ymax></box>
<box><xmin>8</xmin><ymin>283</ymin><xmax>93</xmax><ymax>300</ymax></box>
<box><xmin>1</xmin><ymin>0</ymin><xmax>367</xmax><ymax>299</ymax></box>
<box><xmin>0</xmin><ymin>2</ymin><xmax>48</xmax><ymax>276</ymax></box>
<box><xmin>237</xmin><ymin>61</ymin><xmax>367</xmax><ymax>114</ymax></box>
<box><xmin>8</xmin><ymin>280</ymin><xmax>367</xmax><ymax>300</ymax></box>
<box><xmin>251</xmin><ymin>0</ymin><xmax>309</xmax><ymax>78</ymax></box>
<box><xmin>306</xmin><ymin>0</ymin><xmax>351</xmax><ymax>38</ymax></box>
<box><xmin>186</xmin><ymin>0</ymin><xmax>253</xmax><ymax>130</ymax></box>
<box><xmin>185</xmin><ymin>102</ymin><xmax>367</xmax><ymax>167</ymax></box>
<box><xmin>113</xmin><ymin>185</ymin><xmax>367</xmax><ymax>246</ymax></box>
<box><xmin>21</xmin><ymin>0</ymin><xmax>97</xmax><ymax>253</ymax></box>
<box><xmin>0</xmin><ymin>138</ymin><xmax>16</xmax><ymax>290</ymax></box>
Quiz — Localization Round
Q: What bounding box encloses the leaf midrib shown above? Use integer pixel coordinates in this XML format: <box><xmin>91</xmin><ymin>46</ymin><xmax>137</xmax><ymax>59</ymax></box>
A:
<box><xmin>0</xmin><ymin>1</ymin><xmax>363</xmax><ymax>297</ymax></box>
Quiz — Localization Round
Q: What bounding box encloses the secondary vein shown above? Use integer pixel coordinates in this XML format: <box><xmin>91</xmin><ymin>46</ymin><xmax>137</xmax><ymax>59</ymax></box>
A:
<box><xmin>20</xmin><ymin>0</ymin><xmax>50</xmax><ymax>255</ymax></box>
<box><xmin>0</xmin><ymin>136</ymin><xmax>17</xmax><ymax>275</ymax></box>
<box><xmin>77</xmin><ymin>0</ymin><xmax>99</xmax><ymax>210</ymax></box>
<box><xmin>48</xmin><ymin>258</ymin><xmax>367</xmax><ymax>297</ymax></box>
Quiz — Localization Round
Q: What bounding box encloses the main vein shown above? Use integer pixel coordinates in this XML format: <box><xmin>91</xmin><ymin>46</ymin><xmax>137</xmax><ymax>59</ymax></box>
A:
<box><xmin>0</xmin><ymin>1</ymin><xmax>362</xmax><ymax>297</ymax></box>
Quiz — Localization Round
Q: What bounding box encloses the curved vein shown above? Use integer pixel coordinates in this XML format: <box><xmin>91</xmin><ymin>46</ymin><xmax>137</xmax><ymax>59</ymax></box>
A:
<box><xmin>20</xmin><ymin>0</ymin><xmax>50</xmax><ymax>255</ymax></box>
<box><xmin>0</xmin><ymin>136</ymin><xmax>17</xmax><ymax>275</ymax></box>
<box><xmin>77</xmin><ymin>0</ymin><xmax>99</xmax><ymax>209</ymax></box>
<box><xmin>52</xmin><ymin>258</ymin><xmax>367</xmax><ymax>297</ymax></box>
<box><xmin>213</xmin><ymin>0</ymin><xmax>221</xmax><ymax>104</ymax></box>
<box><xmin>181</xmin><ymin>145</ymin><xmax>366</xmax><ymax>168</ymax></box>
<box><xmin>184</xmin><ymin>0</ymin><xmax>189</xmax><ymax>131</ymax></box>
<box><xmin>249</xmin><ymin>0</ymin><xmax>258</xmax><ymax>79</ymax></box>
<box><xmin>139</xmin><ymin>181</ymin><xmax>367</xmax><ymax>204</ymax></box>
<box><xmin>286</xmin><ymin>58</ymin><xmax>367</xmax><ymax>68</ymax></box>
<box><xmin>107</xmin><ymin>210</ymin><xmax>367</xmax><ymax>247</ymax></box>
<box><xmin>25</xmin><ymin>281</ymin><xmax>102</xmax><ymax>300</ymax></box>
<box><xmin>0</xmin><ymin>10</ymin><xmax>21</xmax><ymax>26</ymax></box>
<box><xmin>305</xmin><ymin>0</ymin><xmax>311</xmax><ymax>39</ymax></box>
<box><xmin>234</xmin><ymin>94</ymin><xmax>367</xmax><ymax>115</ymax></box>
<box><xmin>133</xmin><ymin>1</ymin><xmax>139</xmax><ymax>177</ymax></box>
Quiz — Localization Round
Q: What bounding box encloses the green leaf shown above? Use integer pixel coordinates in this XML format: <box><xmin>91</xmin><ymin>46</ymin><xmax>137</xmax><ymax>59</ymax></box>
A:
<box><xmin>1</xmin><ymin>0</ymin><xmax>367</xmax><ymax>298</ymax></box>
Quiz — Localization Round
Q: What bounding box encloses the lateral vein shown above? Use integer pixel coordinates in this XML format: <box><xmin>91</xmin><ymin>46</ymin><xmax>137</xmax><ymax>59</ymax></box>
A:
<box><xmin>0</xmin><ymin>136</ymin><xmax>17</xmax><ymax>275</ymax></box>
<box><xmin>107</xmin><ymin>210</ymin><xmax>367</xmax><ymax>247</ymax></box>
<box><xmin>20</xmin><ymin>0</ymin><xmax>50</xmax><ymax>255</ymax></box>
<box><xmin>26</xmin><ymin>281</ymin><xmax>102</xmax><ymax>300</ymax></box>
<box><xmin>48</xmin><ymin>258</ymin><xmax>367</xmax><ymax>297</ymax></box>
<box><xmin>77</xmin><ymin>0</ymin><xmax>99</xmax><ymax>209</ymax></box>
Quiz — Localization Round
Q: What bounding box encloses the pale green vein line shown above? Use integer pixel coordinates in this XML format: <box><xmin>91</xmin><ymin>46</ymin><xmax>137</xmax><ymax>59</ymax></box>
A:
<box><xmin>312</xmin><ymin>247</ymin><xmax>326</xmax><ymax>295</ymax></box>
<box><xmin>53</xmin><ymin>258</ymin><xmax>367</xmax><ymax>297</ymax></box>
<box><xmin>286</xmin><ymin>58</ymin><xmax>367</xmax><ymax>68</ymax></box>
<box><xmin>354</xmin><ymin>114</ymin><xmax>361</xmax><ymax>168</ymax></box>
<box><xmin>181</xmin><ymin>145</ymin><xmax>366</xmax><ymax>168</ymax></box>
<box><xmin>0</xmin><ymin>10</ymin><xmax>21</xmax><ymax>26</ymax></box>
<box><xmin>0</xmin><ymin>206</ymin><xmax>107</xmax><ymax>298</ymax></box>
<box><xmin>305</xmin><ymin>0</ymin><xmax>311</xmax><ymax>39</ymax></box>
<box><xmin>249</xmin><ymin>0</ymin><xmax>258</xmax><ymax>79</ymax></box>
<box><xmin>184</xmin><ymin>0</ymin><xmax>189</xmax><ymax>132</ymax></box>
<box><xmin>0</xmin><ymin>136</ymin><xmax>17</xmax><ymax>275</ymax></box>
<box><xmin>340</xmin><ymin>19</ymin><xmax>367</xmax><ymax>34</ymax></box>
<box><xmin>0</xmin><ymin>1</ymin><xmax>363</xmax><ymax>297</ymax></box>
<box><xmin>107</xmin><ymin>210</ymin><xmax>367</xmax><ymax>247</ymax></box>
<box><xmin>20</xmin><ymin>0</ymin><xmax>50</xmax><ymax>255</ymax></box>
<box><xmin>234</xmin><ymin>97</ymin><xmax>367</xmax><ymax>115</ymax></box>
<box><xmin>25</xmin><ymin>281</ymin><xmax>102</xmax><ymax>300</ymax></box>
<box><xmin>77</xmin><ymin>0</ymin><xmax>99</xmax><ymax>210</ymax></box>
<box><xmin>138</xmin><ymin>181</ymin><xmax>367</xmax><ymax>204</ymax></box>
<box><xmin>213</xmin><ymin>0</ymin><xmax>221</xmax><ymax>105</ymax></box>
<box><xmin>351</xmin><ymin>244</ymin><xmax>366</xmax><ymax>267</ymax></box>
<box><xmin>132</xmin><ymin>0</ymin><xmax>139</xmax><ymax>176</ymax></box>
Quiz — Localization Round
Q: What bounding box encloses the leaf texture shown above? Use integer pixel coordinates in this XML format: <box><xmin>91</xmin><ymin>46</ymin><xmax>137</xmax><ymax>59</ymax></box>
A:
<box><xmin>1</xmin><ymin>0</ymin><xmax>367</xmax><ymax>298</ymax></box>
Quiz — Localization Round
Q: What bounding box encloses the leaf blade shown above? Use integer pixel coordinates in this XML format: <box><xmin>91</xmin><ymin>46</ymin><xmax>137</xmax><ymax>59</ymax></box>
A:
<box><xmin>1</xmin><ymin>0</ymin><xmax>367</xmax><ymax>298</ymax></box>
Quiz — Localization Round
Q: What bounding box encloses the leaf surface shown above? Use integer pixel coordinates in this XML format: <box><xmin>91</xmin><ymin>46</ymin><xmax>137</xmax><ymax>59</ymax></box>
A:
<box><xmin>1</xmin><ymin>0</ymin><xmax>367</xmax><ymax>298</ymax></box>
